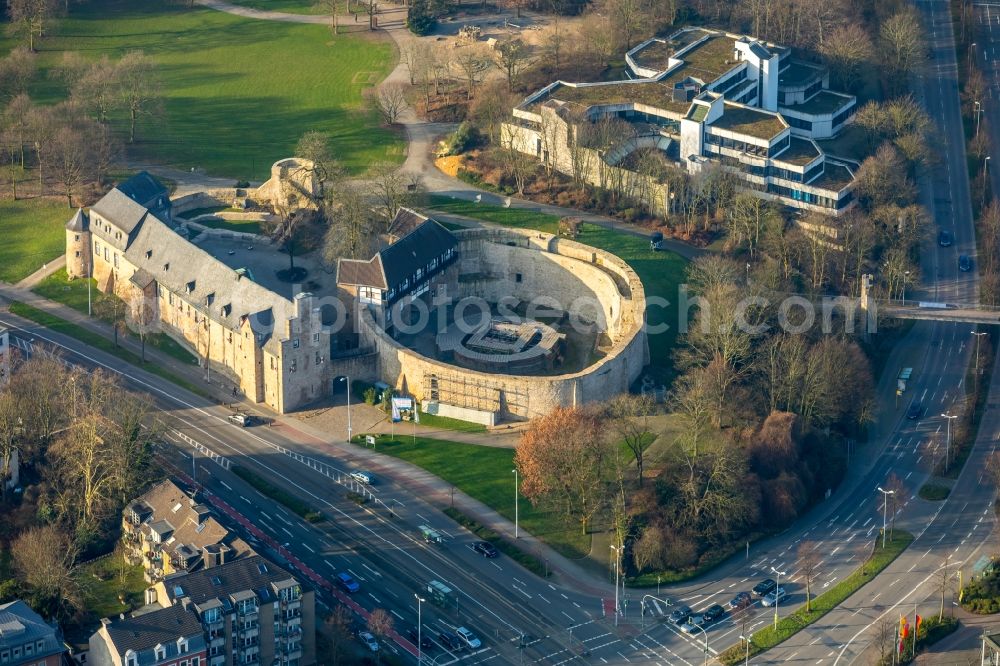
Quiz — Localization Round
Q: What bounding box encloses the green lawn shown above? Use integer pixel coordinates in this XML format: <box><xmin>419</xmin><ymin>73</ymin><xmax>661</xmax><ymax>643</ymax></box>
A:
<box><xmin>353</xmin><ymin>434</ymin><xmax>592</xmax><ymax>559</ymax></box>
<box><xmin>228</xmin><ymin>0</ymin><xmax>326</xmax><ymax>13</ymax></box>
<box><xmin>426</xmin><ymin>195</ymin><xmax>687</xmax><ymax>381</ymax></box>
<box><xmin>32</xmin><ymin>269</ymin><xmax>198</xmax><ymax>364</ymax></box>
<box><xmin>0</xmin><ymin>199</ymin><xmax>73</xmax><ymax>283</ymax></box>
<box><xmin>5</xmin><ymin>0</ymin><xmax>402</xmax><ymax>178</ymax></box>
<box><xmin>9</xmin><ymin>301</ymin><xmax>204</xmax><ymax>396</ymax></box>
<box><xmin>416</xmin><ymin>411</ymin><xmax>487</xmax><ymax>434</ymax></box>
<box><xmin>195</xmin><ymin>217</ymin><xmax>262</xmax><ymax>235</ymax></box>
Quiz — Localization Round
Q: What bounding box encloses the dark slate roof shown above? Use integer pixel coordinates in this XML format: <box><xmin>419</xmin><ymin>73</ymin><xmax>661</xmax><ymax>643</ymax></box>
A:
<box><xmin>337</xmin><ymin>256</ymin><xmax>387</xmax><ymax>290</ymax></box>
<box><xmin>66</xmin><ymin>208</ymin><xmax>89</xmax><ymax>233</ymax></box>
<box><xmin>91</xmin><ymin>189</ymin><xmax>150</xmax><ymax>239</ymax></box>
<box><xmin>378</xmin><ymin>216</ymin><xmax>456</xmax><ymax>290</ymax></box>
<box><xmin>103</xmin><ymin>604</ymin><xmax>203</xmax><ymax>655</ymax></box>
<box><xmin>389</xmin><ymin>207</ymin><xmax>430</xmax><ymax>239</ymax></box>
<box><xmin>116</xmin><ymin>171</ymin><xmax>168</xmax><ymax>209</ymax></box>
<box><xmin>122</xmin><ymin>214</ymin><xmax>293</xmax><ymax>347</ymax></box>
<box><xmin>0</xmin><ymin>601</ymin><xmax>62</xmax><ymax>658</ymax></box>
<box><xmin>162</xmin><ymin>555</ymin><xmax>298</xmax><ymax>607</ymax></box>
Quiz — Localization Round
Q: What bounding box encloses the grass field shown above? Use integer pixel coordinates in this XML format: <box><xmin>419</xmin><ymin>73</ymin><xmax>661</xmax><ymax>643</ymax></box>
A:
<box><xmin>4</xmin><ymin>0</ymin><xmax>401</xmax><ymax>178</ymax></box>
<box><xmin>229</xmin><ymin>0</ymin><xmax>326</xmax><ymax>13</ymax></box>
<box><xmin>195</xmin><ymin>217</ymin><xmax>263</xmax><ymax>234</ymax></box>
<box><xmin>426</xmin><ymin>195</ymin><xmax>688</xmax><ymax>380</ymax></box>
<box><xmin>32</xmin><ymin>269</ymin><xmax>198</xmax><ymax>364</ymax></box>
<box><xmin>353</xmin><ymin>434</ymin><xmax>592</xmax><ymax>559</ymax></box>
<box><xmin>0</xmin><ymin>199</ymin><xmax>73</xmax><ymax>283</ymax></box>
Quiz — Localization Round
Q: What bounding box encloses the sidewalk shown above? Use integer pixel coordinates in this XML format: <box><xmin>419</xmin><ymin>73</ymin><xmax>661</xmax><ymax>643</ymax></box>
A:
<box><xmin>15</xmin><ymin>254</ymin><xmax>64</xmax><ymax>289</ymax></box>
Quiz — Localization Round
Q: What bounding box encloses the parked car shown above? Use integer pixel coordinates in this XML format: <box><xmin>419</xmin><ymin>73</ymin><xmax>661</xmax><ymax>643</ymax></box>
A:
<box><xmin>960</xmin><ymin>255</ymin><xmax>973</xmax><ymax>272</ymax></box>
<box><xmin>455</xmin><ymin>627</ymin><xmax>481</xmax><ymax>649</ymax></box>
<box><xmin>336</xmin><ymin>572</ymin><xmax>360</xmax><ymax>593</ymax></box>
<box><xmin>938</xmin><ymin>230</ymin><xmax>953</xmax><ymax>247</ymax></box>
<box><xmin>680</xmin><ymin>617</ymin><xmax>705</xmax><ymax>634</ymax></box>
<box><xmin>752</xmin><ymin>578</ymin><xmax>777</xmax><ymax>597</ymax></box>
<box><xmin>669</xmin><ymin>605</ymin><xmax>692</xmax><ymax>625</ymax></box>
<box><xmin>761</xmin><ymin>587</ymin><xmax>788</xmax><ymax>607</ymax></box>
<box><xmin>350</xmin><ymin>470</ymin><xmax>375</xmax><ymax>484</ymax></box>
<box><xmin>906</xmin><ymin>400</ymin><xmax>923</xmax><ymax>420</ymax></box>
<box><xmin>406</xmin><ymin>628</ymin><xmax>433</xmax><ymax>650</ymax></box>
<box><xmin>358</xmin><ymin>631</ymin><xmax>379</xmax><ymax>652</ymax></box>
<box><xmin>702</xmin><ymin>604</ymin><xmax>726</xmax><ymax>625</ymax></box>
<box><xmin>438</xmin><ymin>631</ymin><xmax>463</xmax><ymax>651</ymax></box>
<box><xmin>473</xmin><ymin>541</ymin><xmax>499</xmax><ymax>558</ymax></box>
<box><xmin>728</xmin><ymin>591</ymin><xmax>752</xmax><ymax>609</ymax></box>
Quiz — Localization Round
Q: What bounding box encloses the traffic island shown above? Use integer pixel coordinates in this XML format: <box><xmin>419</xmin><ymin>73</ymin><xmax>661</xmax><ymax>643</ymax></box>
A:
<box><xmin>718</xmin><ymin>531</ymin><xmax>914</xmax><ymax>665</ymax></box>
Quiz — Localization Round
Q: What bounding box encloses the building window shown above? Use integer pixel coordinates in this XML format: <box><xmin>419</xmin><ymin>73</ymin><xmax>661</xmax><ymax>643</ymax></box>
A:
<box><xmin>125</xmin><ymin>651</ymin><xmax>137</xmax><ymax>666</ymax></box>
<box><xmin>75</xmin><ymin>251</ymin><xmax>81</xmax><ymax>258</ymax></box>
<box><xmin>292</xmin><ymin>338</ymin><xmax>300</xmax><ymax>349</ymax></box>
<box><xmin>74</xmin><ymin>234</ymin><xmax>80</xmax><ymax>241</ymax></box>
<box><xmin>24</xmin><ymin>644</ymin><xmax>32</xmax><ymax>656</ymax></box>
<box><xmin>94</xmin><ymin>240</ymin><xmax>100</xmax><ymax>254</ymax></box>
<box><xmin>1</xmin><ymin>650</ymin><xmax>9</xmax><ymax>663</ymax></box>
<box><xmin>12</xmin><ymin>648</ymin><xmax>20</xmax><ymax>659</ymax></box>
<box><xmin>113</xmin><ymin>253</ymin><xmax>119</xmax><ymax>268</ymax></box>
<box><xmin>515</xmin><ymin>273</ymin><xmax>522</xmax><ymax>283</ymax></box>
<box><xmin>178</xmin><ymin>638</ymin><xmax>188</xmax><ymax>654</ymax></box>
<box><xmin>154</xmin><ymin>645</ymin><xmax>166</xmax><ymax>661</ymax></box>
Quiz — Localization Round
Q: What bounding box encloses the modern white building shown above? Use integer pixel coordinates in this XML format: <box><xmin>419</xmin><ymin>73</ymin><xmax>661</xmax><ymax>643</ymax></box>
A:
<box><xmin>505</xmin><ymin>28</ymin><xmax>859</xmax><ymax>216</ymax></box>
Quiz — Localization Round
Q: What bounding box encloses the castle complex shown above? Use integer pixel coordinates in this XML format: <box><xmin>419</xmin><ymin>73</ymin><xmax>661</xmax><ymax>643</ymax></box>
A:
<box><xmin>66</xmin><ymin>171</ymin><xmax>648</xmax><ymax>422</ymax></box>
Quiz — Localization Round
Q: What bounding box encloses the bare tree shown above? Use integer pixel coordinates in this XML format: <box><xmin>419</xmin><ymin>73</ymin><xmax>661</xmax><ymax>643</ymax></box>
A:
<box><xmin>116</xmin><ymin>50</ymin><xmax>163</xmax><ymax>144</ymax></box>
<box><xmin>492</xmin><ymin>39</ymin><xmax>531</xmax><ymax>92</ymax></box>
<box><xmin>874</xmin><ymin>616</ymin><xmax>895</xmax><ymax>662</ymax></box>
<box><xmin>454</xmin><ymin>46</ymin><xmax>491</xmax><ymax>101</ymax></box>
<box><xmin>127</xmin><ymin>291</ymin><xmax>157</xmax><ymax>362</ymax></box>
<box><xmin>48</xmin><ymin>105</ymin><xmax>103</xmax><ymax>208</ymax></box>
<box><xmin>604</xmin><ymin>0</ymin><xmax>648</xmax><ymax>50</ymax></box>
<box><xmin>937</xmin><ymin>555</ymin><xmax>953</xmax><ymax>619</ymax></box>
<box><xmin>820</xmin><ymin>23</ymin><xmax>873</xmax><ymax>92</ymax></box>
<box><xmin>13</xmin><ymin>525</ymin><xmax>82</xmax><ymax>620</ymax></box>
<box><xmin>0</xmin><ymin>47</ymin><xmax>36</xmax><ymax>103</ymax></box>
<box><xmin>367</xmin><ymin>608</ymin><xmax>393</xmax><ymax>664</ymax></box>
<box><xmin>606</xmin><ymin>393</ymin><xmax>657</xmax><ymax>486</ymax></box>
<box><xmin>295</xmin><ymin>131</ymin><xmax>343</xmax><ymax>199</ymax></box>
<box><xmin>365</xmin><ymin>82</ymin><xmax>407</xmax><ymax>125</ymax></box>
<box><xmin>367</xmin><ymin>161</ymin><xmax>411</xmax><ymax>228</ymax></box>
<box><xmin>797</xmin><ymin>541</ymin><xmax>821</xmax><ymax>612</ymax></box>
<box><xmin>880</xmin><ymin>10</ymin><xmax>924</xmax><ymax>87</ymax></box>
<box><xmin>322</xmin><ymin>183</ymin><xmax>377</xmax><ymax>264</ymax></box>
<box><xmin>6</xmin><ymin>0</ymin><xmax>57</xmax><ymax>52</ymax></box>
<box><xmin>631</xmin><ymin>525</ymin><xmax>665</xmax><ymax>573</ymax></box>
<box><xmin>323</xmin><ymin>605</ymin><xmax>353</xmax><ymax>665</ymax></box>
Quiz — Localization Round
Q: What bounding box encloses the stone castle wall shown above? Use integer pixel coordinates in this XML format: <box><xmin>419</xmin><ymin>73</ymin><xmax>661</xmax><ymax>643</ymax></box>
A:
<box><xmin>360</xmin><ymin>227</ymin><xmax>649</xmax><ymax>421</ymax></box>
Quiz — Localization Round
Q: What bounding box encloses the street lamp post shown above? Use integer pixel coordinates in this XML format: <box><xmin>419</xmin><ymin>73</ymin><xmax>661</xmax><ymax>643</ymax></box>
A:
<box><xmin>976</xmin><ymin>101</ymin><xmax>983</xmax><ymax>137</ymax></box>
<box><xmin>414</xmin><ymin>594</ymin><xmax>425</xmax><ymax>664</ymax></box>
<box><xmin>902</xmin><ymin>270</ymin><xmax>910</xmax><ymax>303</ymax></box>
<box><xmin>610</xmin><ymin>545</ymin><xmax>621</xmax><ymax>627</ymax></box>
<box><xmin>877</xmin><ymin>486</ymin><xmax>895</xmax><ymax>548</ymax></box>
<box><xmin>770</xmin><ymin>566</ymin><xmax>787</xmax><ymax>629</ymax></box>
<box><xmin>338</xmin><ymin>376</ymin><xmax>352</xmax><ymax>442</ymax></box>
<box><xmin>512</xmin><ymin>468</ymin><xmax>519</xmax><ymax>539</ymax></box>
<box><xmin>984</xmin><ymin>157</ymin><xmax>992</xmax><ymax>209</ymax></box>
<box><xmin>972</xmin><ymin>330</ymin><xmax>988</xmax><ymax>377</ymax></box>
<box><xmin>693</xmin><ymin>623</ymin><xmax>709</xmax><ymax>666</ymax></box>
<box><xmin>739</xmin><ymin>634</ymin><xmax>751</xmax><ymax>666</ymax></box>
<box><xmin>941</xmin><ymin>412</ymin><xmax>958</xmax><ymax>469</ymax></box>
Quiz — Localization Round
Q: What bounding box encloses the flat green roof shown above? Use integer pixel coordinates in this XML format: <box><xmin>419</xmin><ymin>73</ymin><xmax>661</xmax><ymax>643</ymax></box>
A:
<box><xmin>631</xmin><ymin>30</ymin><xmax>709</xmax><ymax>71</ymax></box>
<box><xmin>531</xmin><ymin>81</ymin><xmax>691</xmax><ymax>116</ymax></box>
<box><xmin>812</xmin><ymin>162</ymin><xmax>853</xmax><ymax>191</ymax></box>
<box><xmin>773</xmin><ymin>136</ymin><xmax>820</xmax><ymax>166</ymax></box>
<box><xmin>784</xmin><ymin>90</ymin><xmax>854</xmax><ymax>116</ymax></box>
<box><xmin>711</xmin><ymin>105</ymin><xmax>787</xmax><ymax>140</ymax></box>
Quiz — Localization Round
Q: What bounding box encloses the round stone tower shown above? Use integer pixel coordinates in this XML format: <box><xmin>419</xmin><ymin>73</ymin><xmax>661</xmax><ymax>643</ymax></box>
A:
<box><xmin>65</xmin><ymin>208</ymin><xmax>92</xmax><ymax>279</ymax></box>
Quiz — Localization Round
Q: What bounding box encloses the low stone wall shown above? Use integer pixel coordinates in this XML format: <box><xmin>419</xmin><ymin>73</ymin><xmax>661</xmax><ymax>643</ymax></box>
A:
<box><xmin>360</xmin><ymin>227</ymin><xmax>648</xmax><ymax>421</ymax></box>
<box><xmin>421</xmin><ymin>400</ymin><xmax>496</xmax><ymax>427</ymax></box>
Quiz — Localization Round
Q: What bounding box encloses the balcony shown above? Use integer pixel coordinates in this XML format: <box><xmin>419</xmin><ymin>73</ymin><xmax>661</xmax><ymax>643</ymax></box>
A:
<box><xmin>209</xmin><ymin>655</ymin><xmax>225</xmax><ymax>666</ymax></box>
<box><xmin>208</xmin><ymin>634</ymin><xmax>225</xmax><ymax>648</ymax></box>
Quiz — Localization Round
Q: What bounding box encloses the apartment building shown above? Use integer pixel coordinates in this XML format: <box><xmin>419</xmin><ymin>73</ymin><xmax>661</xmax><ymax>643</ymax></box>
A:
<box><xmin>148</xmin><ymin>556</ymin><xmax>315</xmax><ymax>666</ymax></box>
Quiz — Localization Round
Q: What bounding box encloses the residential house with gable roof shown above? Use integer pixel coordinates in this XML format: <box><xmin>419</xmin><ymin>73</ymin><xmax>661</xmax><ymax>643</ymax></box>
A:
<box><xmin>88</xmin><ymin>604</ymin><xmax>205</xmax><ymax>666</ymax></box>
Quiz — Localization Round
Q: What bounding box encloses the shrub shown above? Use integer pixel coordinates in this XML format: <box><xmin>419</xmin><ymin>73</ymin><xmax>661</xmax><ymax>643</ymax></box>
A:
<box><xmin>441</xmin><ymin>122</ymin><xmax>481</xmax><ymax>156</ymax></box>
<box><xmin>918</xmin><ymin>483</ymin><xmax>950</xmax><ymax>501</ymax></box>
<box><xmin>363</xmin><ymin>387</ymin><xmax>377</xmax><ymax>405</ymax></box>
<box><xmin>234</xmin><ymin>180</ymin><xmax>250</xmax><ymax>188</ymax></box>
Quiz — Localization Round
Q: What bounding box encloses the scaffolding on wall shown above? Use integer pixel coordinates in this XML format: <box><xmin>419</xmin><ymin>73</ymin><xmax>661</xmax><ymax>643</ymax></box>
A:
<box><xmin>423</xmin><ymin>372</ymin><xmax>529</xmax><ymax>417</ymax></box>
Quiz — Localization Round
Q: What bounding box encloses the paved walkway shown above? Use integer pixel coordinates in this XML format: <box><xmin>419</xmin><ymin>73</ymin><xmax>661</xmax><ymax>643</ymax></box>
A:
<box><xmin>15</xmin><ymin>254</ymin><xmax>64</xmax><ymax>289</ymax></box>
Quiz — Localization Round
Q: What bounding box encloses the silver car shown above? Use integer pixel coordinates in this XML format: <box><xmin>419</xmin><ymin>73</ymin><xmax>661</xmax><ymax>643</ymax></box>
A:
<box><xmin>761</xmin><ymin>587</ymin><xmax>787</xmax><ymax>607</ymax></box>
